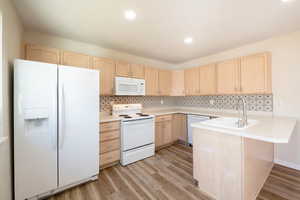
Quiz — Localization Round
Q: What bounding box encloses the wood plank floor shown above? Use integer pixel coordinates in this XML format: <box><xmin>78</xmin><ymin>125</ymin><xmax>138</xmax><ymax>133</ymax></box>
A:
<box><xmin>46</xmin><ymin>144</ymin><xmax>300</xmax><ymax>200</ymax></box>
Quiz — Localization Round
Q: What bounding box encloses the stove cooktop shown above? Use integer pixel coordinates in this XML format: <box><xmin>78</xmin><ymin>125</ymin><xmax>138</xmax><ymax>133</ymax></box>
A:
<box><xmin>118</xmin><ymin>113</ymin><xmax>154</xmax><ymax>121</ymax></box>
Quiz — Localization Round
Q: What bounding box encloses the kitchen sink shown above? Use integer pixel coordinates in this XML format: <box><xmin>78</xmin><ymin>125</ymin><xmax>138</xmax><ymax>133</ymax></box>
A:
<box><xmin>201</xmin><ymin>117</ymin><xmax>258</xmax><ymax>130</ymax></box>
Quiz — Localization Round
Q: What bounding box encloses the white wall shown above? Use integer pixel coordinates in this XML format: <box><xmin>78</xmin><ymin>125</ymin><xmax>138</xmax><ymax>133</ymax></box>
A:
<box><xmin>23</xmin><ymin>31</ymin><xmax>174</xmax><ymax>69</ymax></box>
<box><xmin>0</xmin><ymin>0</ymin><xmax>23</xmax><ymax>199</ymax></box>
<box><xmin>176</xmin><ymin>30</ymin><xmax>300</xmax><ymax>169</ymax></box>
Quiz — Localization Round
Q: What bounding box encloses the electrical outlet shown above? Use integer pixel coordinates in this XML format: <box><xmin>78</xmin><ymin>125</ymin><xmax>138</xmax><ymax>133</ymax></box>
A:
<box><xmin>160</xmin><ymin>99</ymin><xmax>164</xmax><ymax>105</ymax></box>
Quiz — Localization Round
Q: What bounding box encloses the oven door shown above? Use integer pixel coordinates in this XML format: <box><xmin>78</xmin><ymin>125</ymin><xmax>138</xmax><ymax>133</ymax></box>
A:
<box><xmin>115</xmin><ymin>77</ymin><xmax>145</xmax><ymax>96</ymax></box>
<box><xmin>121</xmin><ymin>118</ymin><xmax>154</xmax><ymax>151</ymax></box>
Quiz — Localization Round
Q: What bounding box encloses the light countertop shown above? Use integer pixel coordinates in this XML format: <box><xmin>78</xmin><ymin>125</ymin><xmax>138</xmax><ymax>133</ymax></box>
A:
<box><xmin>191</xmin><ymin>116</ymin><xmax>296</xmax><ymax>143</ymax></box>
<box><xmin>100</xmin><ymin>113</ymin><xmax>121</xmax><ymax>123</ymax></box>
<box><xmin>100</xmin><ymin>107</ymin><xmax>297</xmax><ymax>144</ymax></box>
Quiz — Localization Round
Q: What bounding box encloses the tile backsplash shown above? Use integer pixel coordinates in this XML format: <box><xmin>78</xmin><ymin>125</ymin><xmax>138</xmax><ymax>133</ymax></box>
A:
<box><xmin>175</xmin><ymin>95</ymin><xmax>273</xmax><ymax>112</ymax></box>
<box><xmin>100</xmin><ymin>94</ymin><xmax>273</xmax><ymax>113</ymax></box>
<box><xmin>100</xmin><ymin>96</ymin><xmax>176</xmax><ymax>112</ymax></box>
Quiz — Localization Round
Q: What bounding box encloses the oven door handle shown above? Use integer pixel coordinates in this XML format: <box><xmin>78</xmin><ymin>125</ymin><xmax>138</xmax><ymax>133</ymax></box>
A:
<box><xmin>122</xmin><ymin>118</ymin><xmax>154</xmax><ymax>125</ymax></box>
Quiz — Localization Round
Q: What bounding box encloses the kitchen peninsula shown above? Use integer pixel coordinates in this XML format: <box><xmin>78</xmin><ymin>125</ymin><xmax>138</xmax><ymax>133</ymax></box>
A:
<box><xmin>191</xmin><ymin>116</ymin><xmax>296</xmax><ymax>200</ymax></box>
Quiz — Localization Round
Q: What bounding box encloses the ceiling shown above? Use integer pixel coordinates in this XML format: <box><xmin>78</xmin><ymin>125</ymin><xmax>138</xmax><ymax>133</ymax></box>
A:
<box><xmin>13</xmin><ymin>0</ymin><xmax>300</xmax><ymax>63</ymax></box>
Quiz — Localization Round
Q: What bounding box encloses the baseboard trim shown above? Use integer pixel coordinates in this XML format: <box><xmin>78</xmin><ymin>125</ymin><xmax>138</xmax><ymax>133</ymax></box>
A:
<box><xmin>274</xmin><ymin>159</ymin><xmax>300</xmax><ymax>171</ymax></box>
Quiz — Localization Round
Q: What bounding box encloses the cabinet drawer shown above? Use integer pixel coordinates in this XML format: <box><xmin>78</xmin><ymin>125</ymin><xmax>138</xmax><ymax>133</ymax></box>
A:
<box><xmin>100</xmin><ymin>139</ymin><xmax>120</xmax><ymax>154</ymax></box>
<box><xmin>100</xmin><ymin>150</ymin><xmax>120</xmax><ymax>166</ymax></box>
<box><xmin>156</xmin><ymin>115</ymin><xmax>172</xmax><ymax>122</ymax></box>
<box><xmin>100</xmin><ymin>130</ymin><xmax>120</xmax><ymax>142</ymax></box>
<box><xmin>100</xmin><ymin>121</ymin><xmax>120</xmax><ymax>132</ymax></box>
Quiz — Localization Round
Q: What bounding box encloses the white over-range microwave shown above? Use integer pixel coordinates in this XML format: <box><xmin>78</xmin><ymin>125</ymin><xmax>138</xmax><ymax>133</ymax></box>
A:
<box><xmin>115</xmin><ymin>77</ymin><xmax>145</xmax><ymax>96</ymax></box>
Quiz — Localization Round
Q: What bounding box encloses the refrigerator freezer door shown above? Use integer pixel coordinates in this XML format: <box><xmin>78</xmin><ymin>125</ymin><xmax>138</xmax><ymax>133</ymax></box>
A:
<box><xmin>14</xmin><ymin>59</ymin><xmax>58</xmax><ymax>200</ymax></box>
<box><xmin>58</xmin><ymin>66</ymin><xmax>99</xmax><ymax>187</ymax></box>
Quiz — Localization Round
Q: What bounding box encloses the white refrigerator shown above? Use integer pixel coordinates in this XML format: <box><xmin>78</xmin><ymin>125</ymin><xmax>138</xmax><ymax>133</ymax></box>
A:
<box><xmin>14</xmin><ymin>59</ymin><xmax>100</xmax><ymax>200</ymax></box>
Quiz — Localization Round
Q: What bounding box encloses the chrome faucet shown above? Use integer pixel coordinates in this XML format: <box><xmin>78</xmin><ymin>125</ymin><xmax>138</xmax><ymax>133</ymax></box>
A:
<box><xmin>236</xmin><ymin>96</ymin><xmax>248</xmax><ymax>128</ymax></box>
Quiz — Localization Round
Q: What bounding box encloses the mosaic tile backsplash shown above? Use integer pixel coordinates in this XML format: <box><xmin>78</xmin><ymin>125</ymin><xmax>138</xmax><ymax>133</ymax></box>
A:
<box><xmin>100</xmin><ymin>94</ymin><xmax>273</xmax><ymax>113</ymax></box>
<box><xmin>101</xmin><ymin>96</ymin><xmax>176</xmax><ymax>112</ymax></box>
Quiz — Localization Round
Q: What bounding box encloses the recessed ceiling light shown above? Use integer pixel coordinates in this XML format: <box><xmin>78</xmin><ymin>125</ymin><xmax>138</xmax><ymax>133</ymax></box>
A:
<box><xmin>184</xmin><ymin>37</ymin><xmax>193</xmax><ymax>44</ymax></box>
<box><xmin>124</xmin><ymin>10</ymin><xmax>136</xmax><ymax>21</ymax></box>
<box><xmin>281</xmin><ymin>0</ymin><xmax>295</xmax><ymax>2</ymax></box>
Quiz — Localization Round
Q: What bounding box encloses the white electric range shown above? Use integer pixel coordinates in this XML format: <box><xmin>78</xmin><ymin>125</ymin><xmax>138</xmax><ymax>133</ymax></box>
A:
<box><xmin>112</xmin><ymin>104</ymin><xmax>155</xmax><ymax>166</ymax></box>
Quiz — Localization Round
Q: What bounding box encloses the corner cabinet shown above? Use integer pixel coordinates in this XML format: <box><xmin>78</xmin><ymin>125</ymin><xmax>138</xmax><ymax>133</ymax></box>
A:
<box><xmin>155</xmin><ymin>115</ymin><xmax>173</xmax><ymax>150</ymax></box>
<box><xmin>172</xmin><ymin>114</ymin><xmax>187</xmax><ymax>142</ymax></box>
<box><xmin>92</xmin><ymin>57</ymin><xmax>116</xmax><ymax>95</ymax></box>
<box><xmin>25</xmin><ymin>44</ymin><xmax>60</xmax><ymax>64</ymax></box>
<box><xmin>240</xmin><ymin>52</ymin><xmax>272</xmax><ymax>94</ymax></box>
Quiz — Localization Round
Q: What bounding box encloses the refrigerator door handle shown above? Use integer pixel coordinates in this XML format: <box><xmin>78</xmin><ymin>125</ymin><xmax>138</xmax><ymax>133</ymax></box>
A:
<box><xmin>59</xmin><ymin>83</ymin><xmax>66</xmax><ymax>150</ymax></box>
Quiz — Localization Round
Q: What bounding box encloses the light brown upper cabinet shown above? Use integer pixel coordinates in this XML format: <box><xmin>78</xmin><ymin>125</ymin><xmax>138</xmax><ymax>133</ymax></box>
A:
<box><xmin>199</xmin><ymin>64</ymin><xmax>216</xmax><ymax>95</ymax></box>
<box><xmin>92</xmin><ymin>57</ymin><xmax>115</xmax><ymax>95</ymax></box>
<box><xmin>25</xmin><ymin>44</ymin><xmax>60</xmax><ymax>64</ymax></box>
<box><xmin>116</xmin><ymin>61</ymin><xmax>145</xmax><ymax>79</ymax></box>
<box><xmin>216</xmin><ymin>58</ymin><xmax>240</xmax><ymax>94</ymax></box>
<box><xmin>61</xmin><ymin>51</ymin><xmax>92</xmax><ymax>68</ymax></box>
<box><xmin>240</xmin><ymin>52</ymin><xmax>271</xmax><ymax>94</ymax></box>
<box><xmin>171</xmin><ymin>70</ymin><xmax>185</xmax><ymax>96</ymax></box>
<box><xmin>158</xmin><ymin>70</ymin><xmax>172</xmax><ymax>96</ymax></box>
<box><xmin>185</xmin><ymin>67</ymin><xmax>200</xmax><ymax>96</ymax></box>
<box><xmin>130</xmin><ymin>63</ymin><xmax>145</xmax><ymax>79</ymax></box>
<box><xmin>115</xmin><ymin>61</ymin><xmax>131</xmax><ymax>77</ymax></box>
<box><xmin>145</xmin><ymin>66</ymin><xmax>159</xmax><ymax>96</ymax></box>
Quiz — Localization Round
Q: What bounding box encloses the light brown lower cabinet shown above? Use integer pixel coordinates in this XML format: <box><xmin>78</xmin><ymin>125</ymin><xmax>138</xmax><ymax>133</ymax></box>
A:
<box><xmin>172</xmin><ymin>114</ymin><xmax>187</xmax><ymax>143</ymax></box>
<box><xmin>155</xmin><ymin>115</ymin><xmax>173</xmax><ymax>150</ymax></box>
<box><xmin>99</xmin><ymin>121</ymin><xmax>121</xmax><ymax>169</ymax></box>
<box><xmin>193</xmin><ymin>128</ymin><xmax>274</xmax><ymax>200</ymax></box>
<box><xmin>100</xmin><ymin>150</ymin><xmax>120</xmax><ymax>167</ymax></box>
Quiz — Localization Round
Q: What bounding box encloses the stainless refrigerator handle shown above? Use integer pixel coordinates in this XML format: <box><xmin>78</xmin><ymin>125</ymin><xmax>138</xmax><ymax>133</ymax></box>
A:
<box><xmin>59</xmin><ymin>84</ymin><xmax>66</xmax><ymax>150</ymax></box>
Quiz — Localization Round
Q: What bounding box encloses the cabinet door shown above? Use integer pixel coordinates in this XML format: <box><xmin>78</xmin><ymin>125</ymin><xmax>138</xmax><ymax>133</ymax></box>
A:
<box><xmin>193</xmin><ymin>130</ymin><xmax>219</xmax><ymax>198</ymax></box>
<box><xmin>25</xmin><ymin>44</ymin><xmax>60</xmax><ymax>64</ymax></box>
<box><xmin>172</xmin><ymin>114</ymin><xmax>187</xmax><ymax>142</ymax></box>
<box><xmin>145</xmin><ymin>67</ymin><xmax>159</xmax><ymax>96</ymax></box>
<box><xmin>216</xmin><ymin>59</ymin><xmax>240</xmax><ymax>94</ymax></box>
<box><xmin>159</xmin><ymin>70</ymin><xmax>172</xmax><ymax>96</ymax></box>
<box><xmin>93</xmin><ymin>57</ymin><xmax>115</xmax><ymax>95</ymax></box>
<box><xmin>217</xmin><ymin>134</ymin><xmax>242</xmax><ymax>200</ymax></box>
<box><xmin>199</xmin><ymin>64</ymin><xmax>216</xmax><ymax>95</ymax></box>
<box><xmin>171</xmin><ymin>70</ymin><xmax>185</xmax><ymax>96</ymax></box>
<box><xmin>61</xmin><ymin>51</ymin><xmax>92</xmax><ymax>68</ymax></box>
<box><xmin>240</xmin><ymin>52</ymin><xmax>271</xmax><ymax>94</ymax></box>
<box><xmin>116</xmin><ymin>61</ymin><xmax>131</xmax><ymax>77</ymax></box>
<box><xmin>155</xmin><ymin>122</ymin><xmax>164</xmax><ymax>148</ymax></box>
<box><xmin>163</xmin><ymin>120</ymin><xmax>172</xmax><ymax>145</ymax></box>
<box><xmin>184</xmin><ymin>67</ymin><xmax>200</xmax><ymax>95</ymax></box>
<box><xmin>131</xmin><ymin>63</ymin><xmax>145</xmax><ymax>79</ymax></box>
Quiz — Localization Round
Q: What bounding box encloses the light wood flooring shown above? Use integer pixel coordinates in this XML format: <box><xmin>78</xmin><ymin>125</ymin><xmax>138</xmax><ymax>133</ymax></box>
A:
<box><xmin>47</xmin><ymin>144</ymin><xmax>300</xmax><ymax>200</ymax></box>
